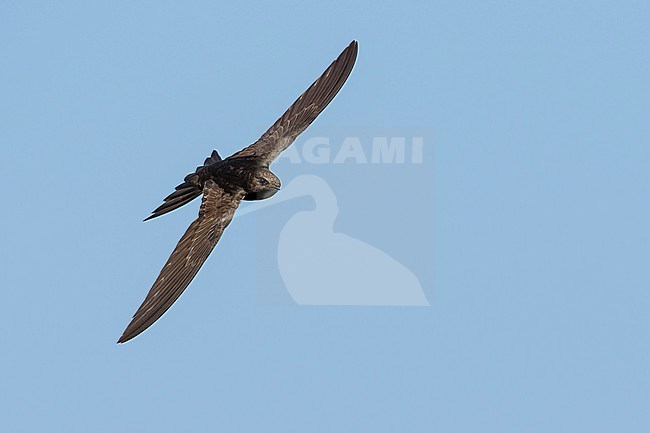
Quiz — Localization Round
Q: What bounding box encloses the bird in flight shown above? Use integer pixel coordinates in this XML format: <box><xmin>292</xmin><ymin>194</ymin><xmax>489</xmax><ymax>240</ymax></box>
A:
<box><xmin>118</xmin><ymin>41</ymin><xmax>358</xmax><ymax>343</ymax></box>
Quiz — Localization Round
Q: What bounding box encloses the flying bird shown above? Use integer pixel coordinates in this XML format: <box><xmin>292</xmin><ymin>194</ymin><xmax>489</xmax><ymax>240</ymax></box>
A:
<box><xmin>118</xmin><ymin>41</ymin><xmax>358</xmax><ymax>343</ymax></box>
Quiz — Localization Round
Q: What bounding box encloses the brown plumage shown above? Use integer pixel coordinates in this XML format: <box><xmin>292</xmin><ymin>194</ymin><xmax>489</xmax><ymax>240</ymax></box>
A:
<box><xmin>118</xmin><ymin>40</ymin><xmax>358</xmax><ymax>343</ymax></box>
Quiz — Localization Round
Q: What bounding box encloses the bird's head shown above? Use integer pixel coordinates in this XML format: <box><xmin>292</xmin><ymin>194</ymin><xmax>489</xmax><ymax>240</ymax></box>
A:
<box><xmin>244</xmin><ymin>167</ymin><xmax>281</xmax><ymax>200</ymax></box>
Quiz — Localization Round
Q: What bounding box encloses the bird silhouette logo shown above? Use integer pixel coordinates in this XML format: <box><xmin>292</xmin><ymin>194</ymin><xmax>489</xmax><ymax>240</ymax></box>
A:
<box><xmin>237</xmin><ymin>175</ymin><xmax>429</xmax><ymax>306</ymax></box>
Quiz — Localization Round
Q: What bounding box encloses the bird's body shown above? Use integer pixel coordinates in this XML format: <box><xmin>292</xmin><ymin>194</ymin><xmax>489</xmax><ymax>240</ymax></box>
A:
<box><xmin>118</xmin><ymin>41</ymin><xmax>358</xmax><ymax>343</ymax></box>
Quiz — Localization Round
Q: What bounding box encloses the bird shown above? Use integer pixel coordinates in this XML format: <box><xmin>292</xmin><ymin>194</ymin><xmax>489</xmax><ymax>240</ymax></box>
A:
<box><xmin>118</xmin><ymin>40</ymin><xmax>358</xmax><ymax>343</ymax></box>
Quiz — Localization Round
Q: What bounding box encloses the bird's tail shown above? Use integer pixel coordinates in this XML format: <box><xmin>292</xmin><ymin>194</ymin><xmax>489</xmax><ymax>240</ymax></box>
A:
<box><xmin>143</xmin><ymin>175</ymin><xmax>202</xmax><ymax>221</ymax></box>
<box><xmin>143</xmin><ymin>150</ymin><xmax>223</xmax><ymax>221</ymax></box>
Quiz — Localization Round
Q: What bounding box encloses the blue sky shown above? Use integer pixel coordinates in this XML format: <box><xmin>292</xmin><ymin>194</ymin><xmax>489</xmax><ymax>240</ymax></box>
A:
<box><xmin>1</xmin><ymin>1</ymin><xmax>649</xmax><ymax>432</ymax></box>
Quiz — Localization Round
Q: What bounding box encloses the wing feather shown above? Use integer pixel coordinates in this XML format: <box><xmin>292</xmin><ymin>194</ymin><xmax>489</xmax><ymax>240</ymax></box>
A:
<box><xmin>230</xmin><ymin>40</ymin><xmax>358</xmax><ymax>165</ymax></box>
<box><xmin>118</xmin><ymin>180</ymin><xmax>244</xmax><ymax>343</ymax></box>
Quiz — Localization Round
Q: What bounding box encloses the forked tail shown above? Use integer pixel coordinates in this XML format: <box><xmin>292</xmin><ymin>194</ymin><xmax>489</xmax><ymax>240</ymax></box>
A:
<box><xmin>143</xmin><ymin>150</ymin><xmax>222</xmax><ymax>221</ymax></box>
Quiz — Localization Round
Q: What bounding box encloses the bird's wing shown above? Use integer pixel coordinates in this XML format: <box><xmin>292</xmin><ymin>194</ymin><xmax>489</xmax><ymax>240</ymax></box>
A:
<box><xmin>230</xmin><ymin>40</ymin><xmax>358</xmax><ymax>165</ymax></box>
<box><xmin>118</xmin><ymin>180</ymin><xmax>244</xmax><ymax>343</ymax></box>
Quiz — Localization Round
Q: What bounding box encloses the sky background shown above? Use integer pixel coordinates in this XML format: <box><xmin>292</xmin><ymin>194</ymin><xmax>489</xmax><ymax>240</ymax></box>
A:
<box><xmin>1</xmin><ymin>1</ymin><xmax>649</xmax><ymax>432</ymax></box>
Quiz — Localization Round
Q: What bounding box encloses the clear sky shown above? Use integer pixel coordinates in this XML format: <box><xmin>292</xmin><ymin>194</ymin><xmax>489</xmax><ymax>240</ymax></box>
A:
<box><xmin>1</xmin><ymin>1</ymin><xmax>649</xmax><ymax>432</ymax></box>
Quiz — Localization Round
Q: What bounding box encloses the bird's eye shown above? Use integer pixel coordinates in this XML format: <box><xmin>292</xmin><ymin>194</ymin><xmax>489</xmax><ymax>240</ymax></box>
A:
<box><xmin>258</xmin><ymin>177</ymin><xmax>269</xmax><ymax>186</ymax></box>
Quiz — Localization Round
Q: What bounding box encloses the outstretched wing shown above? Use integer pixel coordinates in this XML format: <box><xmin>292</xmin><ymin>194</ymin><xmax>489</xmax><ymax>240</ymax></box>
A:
<box><xmin>230</xmin><ymin>40</ymin><xmax>358</xmax><ymax>165</ymax></box>
<box><xmin>118</xmin><ymin>180</ymin><xmax>244</xmax><ymax>343</ymax></box>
